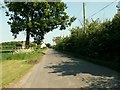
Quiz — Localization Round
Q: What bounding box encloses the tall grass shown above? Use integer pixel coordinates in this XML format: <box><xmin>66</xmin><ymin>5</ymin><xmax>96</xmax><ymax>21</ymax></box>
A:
<box><xmin>1</xmin><ymin>48</ymin><xmax>46</xmax><ymax>61</ymax></box>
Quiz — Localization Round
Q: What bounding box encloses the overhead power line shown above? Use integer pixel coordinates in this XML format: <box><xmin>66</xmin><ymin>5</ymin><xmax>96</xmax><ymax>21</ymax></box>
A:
<box><xmin>88</xmin><ymin>0</ymin><xmax>118</xmax><ymax>19</ymax></box>
<box><xmin>78</xmin><ymin>18</ymin><xmax>83</xmax><ymax>27</ymax></box>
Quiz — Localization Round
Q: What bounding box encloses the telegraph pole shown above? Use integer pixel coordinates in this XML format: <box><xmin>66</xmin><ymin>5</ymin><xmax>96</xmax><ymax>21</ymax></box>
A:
<box><xmin>83</xmin><ymin>1</ymin><xmax>86</xmax><ymax>33</ymax></box>
<box><xmin>116</xmin><ymin>1</ymin><xmax>120</xmax><ymax>13</ymax></box>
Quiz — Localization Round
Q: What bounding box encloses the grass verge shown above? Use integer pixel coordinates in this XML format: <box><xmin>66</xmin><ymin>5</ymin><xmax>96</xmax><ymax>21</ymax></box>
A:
<box><xmin>1</xmin><ymin>48</ymin><xmax>47</xmax><ymax>87</ymax></box>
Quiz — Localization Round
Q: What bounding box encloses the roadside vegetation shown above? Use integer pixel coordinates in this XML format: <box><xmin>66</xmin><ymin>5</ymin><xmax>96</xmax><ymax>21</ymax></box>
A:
<box><xmin>1</xmin><ymin>1</ymin><xmax>75</xmax><ymax>87</ymax></box>
<box><xmin>0</xmin><ymin>42</ymin><xmax>47</xmax><ymax>87</ymax></box>
<box><xmin>54</xmin><ymin>13</ymin><xmax>120</xmax><ymax>72</ymax></box>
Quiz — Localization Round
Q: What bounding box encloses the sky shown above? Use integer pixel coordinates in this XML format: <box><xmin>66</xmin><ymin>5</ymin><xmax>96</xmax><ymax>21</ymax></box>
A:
<box><xmin>0</xmin><ymin>0</ymin><xmax>119</xmax><ymax>45</ymax></box>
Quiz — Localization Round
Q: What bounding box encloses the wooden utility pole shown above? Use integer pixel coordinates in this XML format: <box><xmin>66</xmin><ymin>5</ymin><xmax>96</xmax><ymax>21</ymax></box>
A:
<box><xmin>116</xmin><ymin>1</ymin><xmax>120</xmax><ymax>13</ymax></box>
<box><xmin>83</xmin><ymin>1</ymin><xmax>86</xmax><ymax>33</ymax></box>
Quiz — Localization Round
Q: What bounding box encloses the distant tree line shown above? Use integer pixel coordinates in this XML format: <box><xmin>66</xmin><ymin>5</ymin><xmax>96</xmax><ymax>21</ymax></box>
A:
<box><xmin>54</xmin><ymin>13</ymin><xmax>120</xmax><ymax>71</ymax></box>
<box><xmin>0</xmin><ymin>41</ymin><xmax>52</xmax><ymax>50</ymax></box>
<box><xmin>1</xmin><ymin>41</ymin><xmax>21</xmax><ymax>50</ymax></box>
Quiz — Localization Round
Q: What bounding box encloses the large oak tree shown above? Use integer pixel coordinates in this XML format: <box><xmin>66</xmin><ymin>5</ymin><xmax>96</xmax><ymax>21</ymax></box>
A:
<box><xmin>5</xmin><ymin>1</ymin><xmax>76</xmax><ymax>48</ymax></box>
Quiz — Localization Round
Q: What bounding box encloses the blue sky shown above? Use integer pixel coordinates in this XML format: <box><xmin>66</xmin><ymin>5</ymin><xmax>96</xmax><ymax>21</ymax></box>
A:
<box><xmin>0</xmin><ymin>1</ymin><xmax>119</xmax><ymax>45</ymax></box>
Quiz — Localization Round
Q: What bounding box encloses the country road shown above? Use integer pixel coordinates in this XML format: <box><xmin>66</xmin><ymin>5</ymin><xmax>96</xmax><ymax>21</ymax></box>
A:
<box><xmin>9</xmin><ymin>49</ymin><xmax>120</xmax><ymax>88</ymax></box>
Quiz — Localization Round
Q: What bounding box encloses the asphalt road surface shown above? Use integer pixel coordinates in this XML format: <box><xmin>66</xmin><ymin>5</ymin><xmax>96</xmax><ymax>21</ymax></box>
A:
<box><xmin>9</xmin><ymin>49</ymin><xmax>120</xmax><ymax>88</ymax></box>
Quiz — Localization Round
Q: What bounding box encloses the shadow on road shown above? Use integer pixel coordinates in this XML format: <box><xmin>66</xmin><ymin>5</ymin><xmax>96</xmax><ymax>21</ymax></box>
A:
<box><xmin>45</xmin><ymin>50</ymin><xmax>120</xmax><ymax>88</ymax></box>
<box><xmin>46</xmin><ymin>54</ymin><xmax>119</xmax><ymax>76</ymax></box>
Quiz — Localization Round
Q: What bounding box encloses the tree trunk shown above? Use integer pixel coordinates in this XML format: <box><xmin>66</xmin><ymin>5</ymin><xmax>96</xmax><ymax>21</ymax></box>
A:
<box><xmin>25</xmin><ymin>29</ymin><xmax>30</xmax><ymax>48</ymax></box>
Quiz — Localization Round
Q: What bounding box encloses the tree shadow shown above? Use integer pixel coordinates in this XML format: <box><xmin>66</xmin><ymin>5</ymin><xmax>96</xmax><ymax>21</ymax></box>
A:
<box><xmin>46</xmin><ymin>59</ymin><xmax>119</xmax><ymax>77</ymax></box>
<box><xmin>45</xmin><ymin>52</ymin><xmax>120</xmax><ymax>88</ymax></box>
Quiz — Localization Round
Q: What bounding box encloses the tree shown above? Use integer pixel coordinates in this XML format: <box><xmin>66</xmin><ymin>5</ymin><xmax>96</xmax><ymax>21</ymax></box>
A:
<box><xmin>45</xmin><ymin>43</ymin><xmax>51</xmax><ymax>48</ymax></box>
<box><xmin>53</xmin><ymin>36</ymin><xmax>62</xmax><ymax>45</ymax></box>
<box><xmin>5</xmin><ymin>2</ymin><xmax>76</xmax><ymax>48</ymax></box>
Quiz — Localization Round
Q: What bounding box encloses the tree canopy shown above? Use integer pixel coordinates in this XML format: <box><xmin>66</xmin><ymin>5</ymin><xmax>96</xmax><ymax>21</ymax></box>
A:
<box><xmin>5</xmin><ymin>1</ymin><xmax>76</xmax><ymax>47</ymax></box>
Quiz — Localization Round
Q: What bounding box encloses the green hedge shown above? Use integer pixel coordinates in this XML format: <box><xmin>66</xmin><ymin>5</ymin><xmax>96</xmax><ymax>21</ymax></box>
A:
<box><xmin>55</xmin><ymin>13</ymin><xmax>120</xmax><ymax>72</ymax></box>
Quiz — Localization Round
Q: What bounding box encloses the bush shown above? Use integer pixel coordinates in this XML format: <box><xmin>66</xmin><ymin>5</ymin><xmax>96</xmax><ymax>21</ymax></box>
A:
<box><xmin>55</xmin><ymin>13</ymin><xmax>120</xmax><ymax>71</ymax></box>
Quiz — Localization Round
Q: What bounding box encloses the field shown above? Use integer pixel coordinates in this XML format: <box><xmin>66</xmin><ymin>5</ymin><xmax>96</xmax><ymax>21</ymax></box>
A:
<box><xmin>1</xmin><ymin>48</ymin><xmax>47</xmax><ymax>87</ymax></box>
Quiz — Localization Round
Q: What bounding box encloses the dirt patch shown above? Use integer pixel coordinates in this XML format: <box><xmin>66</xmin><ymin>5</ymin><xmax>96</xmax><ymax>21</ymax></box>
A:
<box><xmin>27</xmin><ymin>60</ymin><xmax>38</xmax><ymax>64</ymax></box>
<box><xmin>41</xmin><ymin>52</ymin><xmax>45</xmax><ymax>55</ymax></box>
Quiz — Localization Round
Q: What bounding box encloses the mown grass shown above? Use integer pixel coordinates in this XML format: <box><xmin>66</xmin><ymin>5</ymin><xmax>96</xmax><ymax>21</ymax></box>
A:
<box><xmin>2</xmin><ymin>60</ymin><xmax>32</xmax><ymax>87</ymax></box>
<box><xmin>1</xmin><ymin>48</ymin><xmax>47</xmax><ymax>87</ymax></box>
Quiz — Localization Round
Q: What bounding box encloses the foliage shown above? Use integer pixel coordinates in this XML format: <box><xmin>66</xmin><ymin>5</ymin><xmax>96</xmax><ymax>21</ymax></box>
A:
<box><xmin>5</xmin><ymin>2</ymin><xmax>76</xmax><ymax>47</ymax></box>
<box><xmin>0</xmin><ymin>41</ymin><xmax>38</xmax><ymax>51</ymax></box>
<box><xmin>29</xmin><ymin>42</ymin><xmax>37</xmax><ymax>47</ymax></box>
<box><xmin>55</xmin><ymin>13</ymin><xmax>120</xmax><ymax>71</ymax></box>
<box><xmin>45</xmin><ymin>43</ymin><xmax>51</xmax><ymax>48</ymax></box>
<box><xmin>1</xmin><ymin>41</ymin><xmax>22</xmax><ymax>50</ymax></box>
<box><xmin>53</xmin><ymin>36</ymin><xmax>63</xmax><ymax>45</ymax></box>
